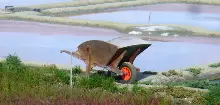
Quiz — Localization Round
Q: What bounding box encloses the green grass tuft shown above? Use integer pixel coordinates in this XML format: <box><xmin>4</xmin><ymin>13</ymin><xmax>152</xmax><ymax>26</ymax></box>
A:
<box><xmin>75</xmin><ymin>74</ymin><xmax>119</xmax><ymax>92</ymax></box>
<box><xmin>162</xmin><ymin>69</ymin><xmax>183</xmax><ymax>77</ymax></box>
<box><xmin>72</xmin><ymin>65</ymin><xmax>82</xmax><ymax>74</ymax></box>
<box><xmin>142</xmin><ymin>71</ymin><xmax>158</xmax><ymax>75</ymax></box>
<box><xmin>208</xmin><ymin>62</ymin><xmax>220</xmax><ymax>68</ymax></box>
<box><xmin>185</xmin><ymin>67</ymin><xmax>203</xmax><ymax>76</ymax></box>
<box><xmin>203</xmin><ymin>86</ymin><xmax>220</xmax><ymax>105</ymax></box>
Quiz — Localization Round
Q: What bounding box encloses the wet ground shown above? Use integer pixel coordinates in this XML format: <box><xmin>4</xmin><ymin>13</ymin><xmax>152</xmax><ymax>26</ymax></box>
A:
<box><xmin>70</xmin><ymin>10</ymin><xmax>220</xmax><ymax>32</ymax></box>
<box><xmin>1</xmin><ymin>32</ymin><xmax>220</xmax><ymax>72</ymax></box>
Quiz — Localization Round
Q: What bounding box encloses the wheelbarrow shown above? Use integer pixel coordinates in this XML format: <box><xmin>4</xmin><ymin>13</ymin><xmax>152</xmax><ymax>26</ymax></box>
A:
<box><xmin>60</xmin><ymin>37</ymin><xmax>151</xmax><ymax>83</ymax></box>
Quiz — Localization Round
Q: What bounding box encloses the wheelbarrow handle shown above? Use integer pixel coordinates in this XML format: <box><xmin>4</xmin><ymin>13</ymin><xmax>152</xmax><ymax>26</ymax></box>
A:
<box><xmin>60</xmin><ymin>50</ymin><xmax>71</xmax><ymax>54</ymax></box>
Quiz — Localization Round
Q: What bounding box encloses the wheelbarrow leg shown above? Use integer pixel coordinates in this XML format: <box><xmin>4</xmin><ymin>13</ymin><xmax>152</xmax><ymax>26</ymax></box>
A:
<box><xmin>85</xmin><ymin>45</ymin><xmax>92</xmax><ymax>76</ymax></box>
<box><xmin>129</xmin><ymin>48</ymin><xmax>141</xmax><ymax>63</ymax></box>
<box><xmin>108</xmin><ymin>50</ymin><xmax>127</xmax><ymax>75</ymax></box>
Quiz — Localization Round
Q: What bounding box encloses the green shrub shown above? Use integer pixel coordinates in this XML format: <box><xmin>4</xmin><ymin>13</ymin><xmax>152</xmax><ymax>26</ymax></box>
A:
<box><xmin>0</xmin><ymin>62</ymin><xmax>3</xmax><ymax>71</ymax></box>
<box><xmin>185</xmin><ymin>67</ymin><xmax>203</xmax><ymax>76</ymax></box>
<box><xmin>142</xmin><ymin>71</ymin><xmax>157</xmax><ymax>75</ymax></box>
<box><xmin>54</xmin><ymin>68</ymin><xmax>70</xmax><ymax>84</ymax></box>
<box><xmin>131</xmin><ymin>83</ymin><xmax>142</xmax><ymax>93</ymax></box>
<box><xmin>2</xmin><ymin>54</ymin><xmax>24</xmax><ymax>72</ymax></box>
<box><xmin>209</xmin><ymin>62</ymin><xmax>220</xmax><ymax>68</ymax></box>
<box><xmin>162</xmin><ymin>69</ymin><xmax>183</xmax><ymax>77</ymax></box>
<box><xmin>168</xmin><ymin>80</ymin><xmax>220</xmax><ymax>89</ymax></box>
<box><xmin>0</xmin><ymin>55</ymin><xmax>72</xmax><ymax>95</ymax></box>
<box><xmin>72</xmin><ymin>65</ymin><xmax>82</xmax><ymax>74</ymax></box>
<box><xmin>203</xmin><ymin>86</ymin><xmax>220</xmax><ymax>105</ymax></box>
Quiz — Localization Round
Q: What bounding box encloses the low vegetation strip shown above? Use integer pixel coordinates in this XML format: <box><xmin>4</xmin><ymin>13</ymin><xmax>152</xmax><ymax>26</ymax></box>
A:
<box><xmin>1</xmin><ymin>54</ymin><xmax>220</xmax><ymax>105</ymax></box>
<box><xmin>0</xmin><ymin>14</ymin><xmax>135</xmax><ymax>33</ymax></box>
<box><xmin>41</xmin><ymin>0</ymin><xmax>220</xmax><ymax>16</ymax></box>
<box><xmin>13</xmin><ymin>0</ymin><xmax>138</xmax><ymax>12</ymax></box>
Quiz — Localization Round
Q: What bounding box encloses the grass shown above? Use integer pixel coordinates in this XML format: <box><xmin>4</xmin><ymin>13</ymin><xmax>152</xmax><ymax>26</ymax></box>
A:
<box><xmin>203</xmin><ymin>86</ymin><xmax>220</xmax><ymax>105</ymax></box>
<box><xmin>1</xmin><ymin>54</ymin><xmax>220</xmax><ymax>104</ymax></box>
<box><xmin>168</xmin><ymin>79</ymin><xmax>220</xmax><ymax>104</ymax></box>
<box><xmin>0</xmin><ymin>54</ymin><xmax>168</xmax><ymax>104</ymax></box>
<box><xmin>168</xmin><ymin>79</ymin><xmax>220</xmax><ymax>89</ymax></box>
<box><xmin>209</xmin><ymin>62</ymin><xmax>220</xmax><ymax>68</ymax></box>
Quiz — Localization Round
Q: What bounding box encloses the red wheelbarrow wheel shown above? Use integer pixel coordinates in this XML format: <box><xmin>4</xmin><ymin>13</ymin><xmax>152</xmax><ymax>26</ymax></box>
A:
<box><xmin>118</xmin><ymin>62</ymin><xmax>137</xmax><ymax>84</ymax></box>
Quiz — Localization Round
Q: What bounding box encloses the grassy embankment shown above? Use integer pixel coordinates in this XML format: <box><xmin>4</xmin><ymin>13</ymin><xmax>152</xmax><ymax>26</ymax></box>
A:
<box><xmin>1</xmin><ymin>0</ymin><xmax>220</xmax><ymax>36</ymax></box>
<box><xmin>1</xmin><ymin>54</ymin><xmax>220</xmax><ymax>105</ymax></box>
<box><xmin>40</xmin><ymin>0</ymin><xmax>220</xmax><ymax>17</ymax></box>
<box><xmin>12</xmin><ymin>0</ymin><xmax>138</xmax><ymax>12</ymax></box>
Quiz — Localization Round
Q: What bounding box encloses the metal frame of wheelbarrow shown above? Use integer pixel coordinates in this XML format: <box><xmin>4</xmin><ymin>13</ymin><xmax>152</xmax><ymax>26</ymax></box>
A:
<box><xmin>60</xmin><ymin>37</ymin><xmax>151</xmax><ymax>83</ymax></box>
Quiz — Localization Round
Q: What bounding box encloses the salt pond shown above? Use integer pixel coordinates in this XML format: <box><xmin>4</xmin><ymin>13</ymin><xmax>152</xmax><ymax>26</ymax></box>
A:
<box><xmin>70</xmin><ymin>10</ymin><xmax>220</xmax><ymax>32</ymax></box>
<box><xmin>1</xmin><ymin>32</ymin><xmax>220</xmax><ymax>72</ymax></box>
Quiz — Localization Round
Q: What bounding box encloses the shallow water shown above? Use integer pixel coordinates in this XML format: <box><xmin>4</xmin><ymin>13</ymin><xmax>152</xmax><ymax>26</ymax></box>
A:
<box><xmin>0</xmin><ymin>0</ymin><xmax>72</xmax><ymax>8</ymax></box>
<box><xmin>1</xmin><ymin>32</ymin><xmax>220</xmax><ymax>72</ymax></box>
<box><xmin>70</xmin><ymin>10</ymin><xmax>220</xmax><ymax>32</ymax></box>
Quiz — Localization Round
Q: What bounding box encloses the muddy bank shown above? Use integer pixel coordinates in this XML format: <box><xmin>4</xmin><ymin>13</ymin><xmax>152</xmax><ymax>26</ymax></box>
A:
<box><xmin>106</xmin><ymin>3</ymin><xmax>220</xmax><ymax>14</ymax></box>
<box><xmin>140</xmin><ymin>36</ymin><xmax>220</xmax><ymax>45</ymax></box>
<box><xmin>0</xmin><ymin>20</ymin><xmax>125</xmax><ymax>36</ymax></box>
<box><xmin>1</xmin><ymin>20</ymin><xmax>220</xmax><ymax>45</ymax></box>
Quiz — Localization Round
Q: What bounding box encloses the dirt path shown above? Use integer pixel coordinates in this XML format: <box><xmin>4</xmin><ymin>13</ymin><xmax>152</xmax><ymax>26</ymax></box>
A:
<box><xmin>1</xmin><ymin>20</ymin><xmax>220</xmax><ymax>45</ymax></box>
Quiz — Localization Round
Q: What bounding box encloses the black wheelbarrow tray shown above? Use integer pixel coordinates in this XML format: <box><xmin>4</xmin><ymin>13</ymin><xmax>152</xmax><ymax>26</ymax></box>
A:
<box><xmin>60</xmin><ymin>37</ymin><xmax>151</xmax><ymax>83</ymax></box>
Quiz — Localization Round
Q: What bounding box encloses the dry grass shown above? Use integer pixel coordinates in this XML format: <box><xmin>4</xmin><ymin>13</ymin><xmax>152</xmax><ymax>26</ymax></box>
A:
<box><xmin>13</xmin><ymin>0</ymin><xmax>220</xmax><ymax>14</ymax></box>
<box><xmin>0</xmin><ymin>14</ymin><xmax>136</xmax><ymax>33</ymax></box>
<box><xmin>41</xmin><ymin>0</ymin><xmax>220</xmax><ymax>16</ymax></box>
<box><xmin>13</xmin><ymin>0</ymin><xmax>137</xmax><ymax>12</ymax></box>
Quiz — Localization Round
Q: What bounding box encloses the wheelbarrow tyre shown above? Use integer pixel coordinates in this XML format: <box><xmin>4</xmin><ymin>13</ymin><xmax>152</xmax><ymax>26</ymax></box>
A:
<box><xmin>117</xmin><ymin>62</ymin><xmax>137</xmax><ymax>84</ymax></box>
